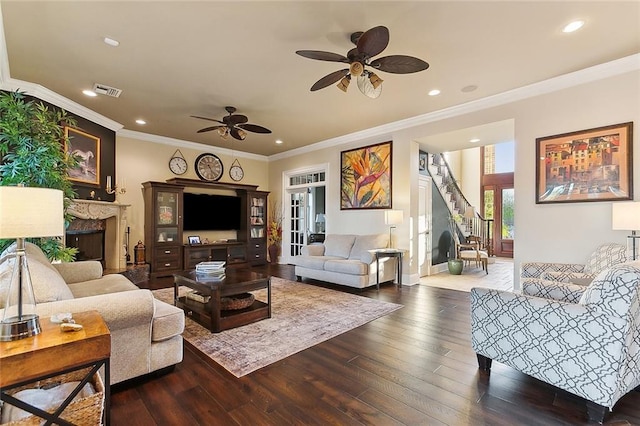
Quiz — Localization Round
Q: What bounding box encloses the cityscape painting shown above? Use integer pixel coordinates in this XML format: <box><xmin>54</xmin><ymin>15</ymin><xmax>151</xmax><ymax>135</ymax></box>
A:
<box><xmin>536</xmin><ymin>122</ymin><xmax>633</xmax><ymax>204</ymax></box>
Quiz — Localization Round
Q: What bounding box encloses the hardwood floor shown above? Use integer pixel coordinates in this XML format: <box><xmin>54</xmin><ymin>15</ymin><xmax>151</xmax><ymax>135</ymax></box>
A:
<box><xmin>112</xmin><ymin>264</ymin><xmax>640</xmax><ymax>425</ymax></box>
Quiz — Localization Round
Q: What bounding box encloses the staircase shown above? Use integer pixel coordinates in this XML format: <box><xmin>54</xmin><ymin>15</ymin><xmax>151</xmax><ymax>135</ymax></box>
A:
<box><xmin>425</xmin><ymin>153</ymin><xmax>494</xmax><ymax>257</ymax></box>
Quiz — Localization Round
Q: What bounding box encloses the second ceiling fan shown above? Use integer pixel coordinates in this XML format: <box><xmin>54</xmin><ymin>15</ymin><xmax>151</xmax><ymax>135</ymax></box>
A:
<box><xmin>191</xmin><ymin>106</ymin><xmax>271</xmax><ymax>141</ymax></box>
<box><xmin>296</xmin><ymin>25</ymin><xmax>429</xmax><ymax>98</ymax></box>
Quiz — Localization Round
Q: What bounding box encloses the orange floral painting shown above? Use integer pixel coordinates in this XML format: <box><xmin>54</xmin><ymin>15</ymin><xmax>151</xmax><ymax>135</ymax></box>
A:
<box><xmin>340</xmin><ymin>141</ymin><xmax>392</xmax><ymax>209</ymax></box>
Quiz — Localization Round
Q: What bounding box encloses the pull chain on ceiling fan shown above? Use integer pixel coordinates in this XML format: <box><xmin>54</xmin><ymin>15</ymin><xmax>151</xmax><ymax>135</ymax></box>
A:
<box><xmin>296</xmin><ymin>26</ymin><xmax>429</xmax><ymax>98</ymax></box>
<box><xmin>191</xmin><ymin>106</ymin><xmax>272</xmax><ymax>141</ymax></box>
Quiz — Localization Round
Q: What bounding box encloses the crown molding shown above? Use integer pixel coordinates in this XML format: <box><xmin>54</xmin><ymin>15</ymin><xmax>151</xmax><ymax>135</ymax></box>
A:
<box><xmin>269</xmin><ymin>53</ymin><xmax>640</xmax><ymax>162</ymax></box>
<box><xmin>118</xmin><ymin>129</ymin><xmax>268</xmax><ymax>162</ymax></box>
<box><xmin>1</xmin><ymin>77</ymin><xmax>124</xmax><ymax>131</ymax></box>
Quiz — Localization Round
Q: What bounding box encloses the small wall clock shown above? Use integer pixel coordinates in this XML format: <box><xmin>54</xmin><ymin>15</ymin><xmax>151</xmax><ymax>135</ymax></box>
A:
<box><xmin>169</xmin><ymin>149</ymin><xmax>188</xmax><ymax>175</ymax></box>
<box><xmin>229</xmin><ymin>159</ymin><xmax>244</xmax><ymax>182</ymax></box>
<box><xmin>195</xmin><ymin>153</ymin><xmax>223</xmax><ymax>182</ymax></box>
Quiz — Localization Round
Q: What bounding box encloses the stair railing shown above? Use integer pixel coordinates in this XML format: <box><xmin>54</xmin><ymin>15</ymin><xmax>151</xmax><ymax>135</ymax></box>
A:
<box><xmin>425</xmin><ymin>153</ymin><xmax>494</xmax><ymax>257</ymax></box>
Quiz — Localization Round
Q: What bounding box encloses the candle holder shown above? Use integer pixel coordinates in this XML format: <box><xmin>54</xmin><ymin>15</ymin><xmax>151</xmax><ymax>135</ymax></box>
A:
<box><xmin>106</xmin><ymin>175</ymin><xmax>126</xmax><ymax>195</ymax></box>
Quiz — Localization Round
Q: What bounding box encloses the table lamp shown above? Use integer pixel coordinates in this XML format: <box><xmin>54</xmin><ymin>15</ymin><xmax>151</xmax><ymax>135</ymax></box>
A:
<box><xmin>612</xmin><ymin>201</ymin><xmax>640</xmax><ymax>261</ymax></box>
<box><xmin>0</xmin><ymin>187</ymin><xmax>64</xmax><ymax>341</ymax></box>
<box><xmin>384</xmin><ymin>210</ymin><xmax>404</xmax><ymax>248</ymax></box>
<box><xmin>315</xmin><ymin>213</ymin><xmax>325</xmax><ymax>233</ymax></box>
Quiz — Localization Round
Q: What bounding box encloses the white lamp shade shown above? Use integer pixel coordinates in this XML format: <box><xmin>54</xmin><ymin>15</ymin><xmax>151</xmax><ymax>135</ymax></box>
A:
<box><xmin>612</xmin><ymin>202</ymin><xmax>640</xmax><ymax>231</ymax></box>
<box><xmin>463</xmin><ymin>206</ymin><xmax>476</xmax><ymax>219</ymax></box>
<box><xmin>385</xmin><ymin>210</ymin><xmax>404</xmax><ymax>225</ymax></box>
<box><xmin>0</xmin><ymin>187</ymin><xmax>64</xmax><ymax>239</ymax></box>
<box><xmin>315</xmin><ymin>214</ymin><xmax>325</xmax><ymax>223</ymax></box>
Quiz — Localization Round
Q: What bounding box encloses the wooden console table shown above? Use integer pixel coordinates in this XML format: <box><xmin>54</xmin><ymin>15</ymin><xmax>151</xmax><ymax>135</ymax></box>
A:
<box><xmin>0</xmin><ymin>310</ymin><xmax>111</xmax><ymax>425</ymax></box>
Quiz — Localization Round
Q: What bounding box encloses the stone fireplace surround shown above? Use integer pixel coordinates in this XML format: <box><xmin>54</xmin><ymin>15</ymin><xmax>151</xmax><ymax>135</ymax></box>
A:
<box><xmin>67</xmin><ymin>200</ymin><xmax>129</xmax><ymax>270</ymax></box>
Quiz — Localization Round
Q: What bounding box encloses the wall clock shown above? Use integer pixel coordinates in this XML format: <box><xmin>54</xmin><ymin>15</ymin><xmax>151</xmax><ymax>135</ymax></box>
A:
<box><xmin>195</xmin><ymin>153</ymin><xmax>223</xmax><ymax>182</ymax></box>
<box><xmin>229</xmin><ymin>159</ymin><xmax>244</xmax><ymax>182</ymax></box>
<box><xmin>169</xmin><ymin>149</ymin><xmax>188</xmax><ymax>175</ymax></box>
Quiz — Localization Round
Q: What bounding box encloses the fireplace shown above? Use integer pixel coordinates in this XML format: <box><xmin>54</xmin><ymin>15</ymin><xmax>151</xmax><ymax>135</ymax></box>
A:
<box><xmin>67</xmin><ymin>200</ymin><xmax>129</xmax><ymax>270</ymax></box>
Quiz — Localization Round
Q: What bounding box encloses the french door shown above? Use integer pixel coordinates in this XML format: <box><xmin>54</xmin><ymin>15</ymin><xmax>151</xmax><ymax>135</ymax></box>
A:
<box><xmin>482</xmin><ymin>177</ymin><xmax>514</xmax><ymax>258</ymax></box>
<box><xmin>289</xmin><ymin>191</ymin><xmax>307</xmax><ymax>257</ymax></box>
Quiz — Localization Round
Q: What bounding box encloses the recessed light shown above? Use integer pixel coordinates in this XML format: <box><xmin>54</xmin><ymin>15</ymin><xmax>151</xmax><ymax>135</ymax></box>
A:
<box><xmin>428</xmin><ymin>89</ymin><xmax>441</xmax><ymax>96</ymax></box>
<box><xmin>470</xmin><ymin>138</ymin><xmax>481</xmax><ymax>143</ymax></box>
<box><xmin>461</xmin><ymin>85</ymin><xmax>478</xmax><ymax>93</ymax></box>
<box><xmin>82</xmin><ymin>90</ymin><xmax>97</xmax><ymax>97</ymax></box>
<box><xmin>104</xmin><ymin>37</ymin><xmax>120</xmax><ymax>47</ymax></box>
<box><xmin>563</xmin><ymin>20</ymin><xmax>584</xmax><ymax>33</ymax></box>
<box><xmin>135</xmin><ymin>119</ymin><xmax>146</xmax><ymax>125</ymax></box>
<box><xmin>275</xmin><ymin>140</ymin><xmax>283</xmax><ymax>144</ymax></box>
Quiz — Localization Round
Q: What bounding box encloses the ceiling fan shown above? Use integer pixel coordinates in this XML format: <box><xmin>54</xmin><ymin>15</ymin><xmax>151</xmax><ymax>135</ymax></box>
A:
<box><xmin>191</xmin><ymin>106</ymin><xmax>272</xmax><ymax>141</ymax></box>
<box><xmin>296</xmin><ymin>25</ymin><xmax>429</xmax><ymax>98</ymax></box>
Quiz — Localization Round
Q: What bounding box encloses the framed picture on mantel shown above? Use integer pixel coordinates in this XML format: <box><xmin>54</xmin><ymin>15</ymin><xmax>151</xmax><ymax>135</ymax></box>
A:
<box><xmin>535</xmin><ymin>122</ymin><xmax>633</xmax><ymax>204</ymax></box>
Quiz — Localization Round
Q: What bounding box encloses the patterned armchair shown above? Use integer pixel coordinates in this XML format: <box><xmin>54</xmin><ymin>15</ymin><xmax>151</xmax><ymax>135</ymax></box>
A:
<box><xmin>471</xmin><ymin>262</ymin><xmax>640</xmax><ymax>423</ymax></box>
<box><xmin>520</xmin><ymin>243</ymin><xmax>628</xmax><ymax>285</ymax></box>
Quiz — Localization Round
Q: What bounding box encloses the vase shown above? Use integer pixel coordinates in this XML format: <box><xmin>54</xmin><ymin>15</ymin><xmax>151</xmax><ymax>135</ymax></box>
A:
<box><xmin>447</xmin><ymin>259</ymin><xmax>464</xmax><ymax>275</ymax></box>
<box><xmin>268</xmin><ymin>244</ymin><xmax>279</xmax><ymax>263</ymax></box>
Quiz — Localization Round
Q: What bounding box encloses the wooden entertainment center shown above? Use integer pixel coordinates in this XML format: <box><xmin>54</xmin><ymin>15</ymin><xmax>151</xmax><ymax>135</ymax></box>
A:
<box><xmin>143</xmin><ymin>179</ymin><xmax>269</xmax><ymax>278</ymax></box>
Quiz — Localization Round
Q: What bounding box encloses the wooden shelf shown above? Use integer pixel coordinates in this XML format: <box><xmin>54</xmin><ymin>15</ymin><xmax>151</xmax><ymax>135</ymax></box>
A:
<box><xmin>166</xmin><ymin>178</ymin><xmax>258</xmax><ymax>192</ymax></box>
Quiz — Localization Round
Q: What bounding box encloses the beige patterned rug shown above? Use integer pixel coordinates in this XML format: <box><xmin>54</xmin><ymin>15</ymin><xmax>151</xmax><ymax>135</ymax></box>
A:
<box><xmin>153</xmin><ymin>277</ymin><xmax>402</xmax><ymax>377</ymax></box>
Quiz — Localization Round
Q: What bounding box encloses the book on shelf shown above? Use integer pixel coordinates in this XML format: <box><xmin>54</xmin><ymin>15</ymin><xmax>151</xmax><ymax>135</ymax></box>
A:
<box><xmin>186</xmin><ymin>291</ymin><xmax>211</xmax><ymax>304</ymax></box>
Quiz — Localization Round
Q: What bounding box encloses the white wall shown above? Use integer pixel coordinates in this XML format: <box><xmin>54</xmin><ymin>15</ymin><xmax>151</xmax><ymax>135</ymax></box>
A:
<box><xmin>267</xmin><ymin>69</ymin><xmax>640</xmax><ymax>287</ymax></box>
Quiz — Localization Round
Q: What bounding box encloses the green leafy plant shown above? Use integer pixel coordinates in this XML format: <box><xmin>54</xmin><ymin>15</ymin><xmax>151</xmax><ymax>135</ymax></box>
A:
<box><xmin>0</xmin><ymin>90</ymin><xmax>78</xmax><ymax>260</ymax></box>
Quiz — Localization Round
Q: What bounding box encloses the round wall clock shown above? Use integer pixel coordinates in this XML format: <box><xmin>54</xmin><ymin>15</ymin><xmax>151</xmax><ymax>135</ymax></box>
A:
<box><xmin>229</xmin><ymin>159</ymin><xmax>244</xmax><ymax>182</ymax></box>
<box><xmin>169</xmin><ymin>149</ymin><xmax>188</xmax><ymax>175</ymax></box>
<box><xmin>195</xmin><ymin>153</ymin><xmax>223</xmax><ymax>182</ymax></box>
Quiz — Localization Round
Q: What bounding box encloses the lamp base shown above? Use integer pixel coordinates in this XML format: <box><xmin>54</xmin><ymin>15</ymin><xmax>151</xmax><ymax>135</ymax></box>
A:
<box><xmin>0</xmin><ymin>314</ymin><xmax>41</xmax><ymax>341</ymax></box>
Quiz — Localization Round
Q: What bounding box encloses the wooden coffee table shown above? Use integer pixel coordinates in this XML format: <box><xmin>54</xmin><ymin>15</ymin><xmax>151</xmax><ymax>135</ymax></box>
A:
<box><xmin>173</xmin><ymin>269</ymin><xmax>271</xmax><ymax>333</ymax></box>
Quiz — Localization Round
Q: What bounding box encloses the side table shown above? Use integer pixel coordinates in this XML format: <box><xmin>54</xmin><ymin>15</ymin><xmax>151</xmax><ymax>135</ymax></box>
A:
<box><xmin>0</xmin><ymin>310</ymin><xmax>111</xmax><ymax>426</ymax></box>
<box><xmin>370</xmin><ymin>249</ymin><xmax>404</xmax><ymax>290</ymax></box>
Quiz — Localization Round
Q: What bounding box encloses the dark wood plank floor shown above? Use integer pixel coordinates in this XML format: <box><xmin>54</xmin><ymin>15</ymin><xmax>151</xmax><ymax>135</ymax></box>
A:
<box><xmin>111</xmin><ymin>264</ymin><xmax>640</xmax><ymax>425</ymax></box>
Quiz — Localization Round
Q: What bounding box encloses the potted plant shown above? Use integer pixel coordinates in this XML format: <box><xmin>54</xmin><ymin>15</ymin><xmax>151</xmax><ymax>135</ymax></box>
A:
<box><xmin>0</xmin><ymin>90</ymin><xmax>78</xmax><ymax>260</ymax></box>
<box><xmin>447</xmin><ymin>213</ymin><xmax>464</xmax><ymax>275</ymax></box>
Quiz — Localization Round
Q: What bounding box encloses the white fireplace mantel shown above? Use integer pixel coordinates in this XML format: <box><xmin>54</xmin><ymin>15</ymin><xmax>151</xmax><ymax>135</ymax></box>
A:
<box><xmin>68</xmin><ymin>199</ymin><xmax>130</xmax><ymax>270</ymax></box>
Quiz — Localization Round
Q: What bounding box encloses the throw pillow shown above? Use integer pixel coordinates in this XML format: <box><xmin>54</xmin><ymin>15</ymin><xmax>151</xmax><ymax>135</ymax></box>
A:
<box><xmin>323</xmin><ymin>235</ymin><xmax>356</xmax><ymax>259</ymax></box>
<box><xmin>0</xmin><ymin>256</ymin><xmax>73</xmax><ymax>306</ymax></box>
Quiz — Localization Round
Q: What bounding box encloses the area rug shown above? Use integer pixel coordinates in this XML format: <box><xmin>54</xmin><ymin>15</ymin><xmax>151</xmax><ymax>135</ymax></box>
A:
<box><xmin>152</xmin><ymin>277</ymin><xmax>402</xmax><ymax>377</ymax></box>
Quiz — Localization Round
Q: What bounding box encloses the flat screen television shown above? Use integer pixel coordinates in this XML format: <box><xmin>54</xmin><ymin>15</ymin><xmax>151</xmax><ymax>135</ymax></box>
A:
<box><xmin>183</xmin><ymin>193</ymin><xmax>241</xmax><ymax>231</ymax></box>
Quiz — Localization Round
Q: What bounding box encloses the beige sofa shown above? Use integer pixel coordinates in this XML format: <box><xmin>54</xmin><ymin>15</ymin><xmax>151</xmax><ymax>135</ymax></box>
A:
<box><xmin>0</xmin><ymin>243</ymin><xmax>184</xmax><ymax>385</ymax></box>
<box><xmin>291</xmin><ymin>234</ymin><xmax>397</xmax><ymax>288</ymax></box>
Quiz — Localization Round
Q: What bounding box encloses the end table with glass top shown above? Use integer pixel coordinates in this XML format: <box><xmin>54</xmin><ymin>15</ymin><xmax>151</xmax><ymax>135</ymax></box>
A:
<box><xmin>369</xmin><ymin>248</ymin><xmax>404</xmax><ymax>290</ymax></box>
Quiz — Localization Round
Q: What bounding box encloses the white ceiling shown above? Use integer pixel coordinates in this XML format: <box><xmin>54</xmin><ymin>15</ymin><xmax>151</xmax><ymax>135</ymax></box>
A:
<box><xmin>1</xmin><ymin>1</ymin><xmax>639</xmax><ymax>156</ymax></box>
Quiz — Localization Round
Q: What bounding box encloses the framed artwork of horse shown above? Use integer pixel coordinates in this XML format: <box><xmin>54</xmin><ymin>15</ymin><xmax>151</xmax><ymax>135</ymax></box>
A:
<box><xmin>64</xmin><ymin>126</ymin><xmax>101</xmax><ymax>185</ymax></box>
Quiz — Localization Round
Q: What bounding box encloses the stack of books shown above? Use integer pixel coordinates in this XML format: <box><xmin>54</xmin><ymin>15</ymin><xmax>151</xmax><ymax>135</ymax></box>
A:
<box><xmin>195</xmin><ymin>261</ymin><xmax>226</xmax><ymax>280</ymax></box>
<box><xmin>185</xmin><ymin>291</ymin><xmax>211</xmax><ymax>304</ymax></box>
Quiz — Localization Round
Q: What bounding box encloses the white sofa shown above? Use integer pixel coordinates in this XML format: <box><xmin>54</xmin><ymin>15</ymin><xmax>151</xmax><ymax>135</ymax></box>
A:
<box><xmin>0</xmin><ymin>243</ymin><xmax>184</xmax><ymax>385</ymax></box>
<box><xmin>291</xmin><ymin>234</ymin><xmax>398</xmax><ymax>288</ymax></box>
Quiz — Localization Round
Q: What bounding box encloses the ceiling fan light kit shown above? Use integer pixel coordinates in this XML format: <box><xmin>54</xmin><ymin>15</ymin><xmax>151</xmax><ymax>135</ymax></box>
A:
<box><xmin>296</xmin><ymin>25</ymin><xmax>429</xmax><ymax>98</ymax></box>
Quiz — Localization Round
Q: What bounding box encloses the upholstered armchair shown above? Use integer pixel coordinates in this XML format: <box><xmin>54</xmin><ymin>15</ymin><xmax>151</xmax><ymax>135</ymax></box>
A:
<box><xmin>520</xmin><ymin>242</ymin><xmax>628</xmax><ymax>285</ymax></box>
<box><xmin>471</xmin><ymin>262</ymin><xmax>640</xmax><ymax>423</ymax></box>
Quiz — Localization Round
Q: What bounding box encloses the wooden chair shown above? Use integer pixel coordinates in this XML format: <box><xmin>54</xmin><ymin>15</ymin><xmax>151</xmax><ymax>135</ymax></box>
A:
<box><xmin>456</xmin><ymin>234</ymin><xmax>488</xmax><ymax>274</ymax></box>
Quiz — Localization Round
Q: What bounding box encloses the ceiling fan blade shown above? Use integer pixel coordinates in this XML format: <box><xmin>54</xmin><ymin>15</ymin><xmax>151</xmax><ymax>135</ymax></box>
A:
<box><xmin>296</xmin><ymin>50</ymin><xmax>349</xmax><ymax>63</ymax></box>
<box><xmin>237</xmin><ymin>123</ymin><xmax>272</xmax><ymax>134</ymax></box>
<box><xmin>356</xmin><ymin>26</ymin><xmax>389</xmax><ymax>59</ymax></box>
<box><xmin>370</xmin><ymin>55</ymin><xmax>429</xmax><ymax>74</ymax></box>
<box><xmin>191</xmin><ymin>115</ymin><xmax>224</xmax><ymax>124</ymax></box>
<box><xmin>197</xmin><ymin>125</ymin><xmax>226</xmax><ymax>133</ymax></box>
<box><xmin>229</xmin><ymin>127</ymin><xmax>246</xmax><ymax>141</ymax></box>
<box><xmin>310</xmin><ymin>69</ymin><xmax>349</xmax><ymax>91</ymax></box>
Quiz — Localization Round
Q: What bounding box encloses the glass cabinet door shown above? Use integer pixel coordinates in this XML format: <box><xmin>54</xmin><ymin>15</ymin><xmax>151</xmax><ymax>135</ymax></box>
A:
<box><xmin>250</xmin><ymin>196</ymin><xmax>265</xmax><ymax>239</ymax></box>
<box><xmin>156</xmin><ymin>191</ymin><xmax>179</xmax><ymax>243</ymax></box>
